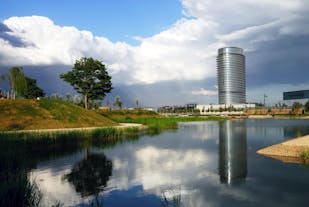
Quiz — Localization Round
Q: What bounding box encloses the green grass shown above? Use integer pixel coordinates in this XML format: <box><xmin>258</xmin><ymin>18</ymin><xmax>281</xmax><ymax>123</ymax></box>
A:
<box><xmin>273</xmin><ymin>114</ymin><xmax>309</xmax><ymax>119</ymax></box>
<box><xmin>0</xmin><ymin>99</ymin><xmax>116</xmax><ymax>130</ymax></box>
<box><xmin>110</xmin><ymin>116</ymin><xmax>227</xmax><ymax>133</ymax></box>
<box><xmin>99</xmin><ymin>109</ymin><xmax>227</xmax><ymax>133</ymax></box>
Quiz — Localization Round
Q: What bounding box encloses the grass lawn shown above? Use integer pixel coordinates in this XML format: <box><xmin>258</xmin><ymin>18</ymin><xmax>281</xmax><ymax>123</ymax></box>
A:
<box><xmin>0</xmin><ymin>99</ymin><xmax>116</xmax><ymax>130</ymax></box>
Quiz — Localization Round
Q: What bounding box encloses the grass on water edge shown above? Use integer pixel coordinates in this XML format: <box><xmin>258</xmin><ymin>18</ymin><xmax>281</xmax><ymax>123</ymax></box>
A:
<box><xmin>273</xmin><ymin>114</ymin><xmax>309</xmax><ymax>119</ymax></box>
<box><xmin>0</xmin><ymin>127</ymin><xmax>141</xmax><ymax>148</ymax></box>
<box><xmin>98</xmin><ymin>109</ymin><xmax>227</xmax><ymax>133</ymax></box>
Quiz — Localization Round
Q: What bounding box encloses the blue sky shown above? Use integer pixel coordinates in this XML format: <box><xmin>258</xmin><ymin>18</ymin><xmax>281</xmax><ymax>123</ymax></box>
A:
<box><xmin>0</xmin><ymin>0</ymin><xmax>183</xmax><ymax>44</ymax></box>
<box><xmin>1</xmin><ymin>0</ymin><xmax>309</xmax><ymax>107</ymax></box>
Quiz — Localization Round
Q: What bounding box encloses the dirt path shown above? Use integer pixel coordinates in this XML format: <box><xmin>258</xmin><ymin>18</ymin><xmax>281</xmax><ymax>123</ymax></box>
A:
<box><xmin>6</xmin><ymin>123</ymin><xmax>147</xmax><ymax>134</ymax></box>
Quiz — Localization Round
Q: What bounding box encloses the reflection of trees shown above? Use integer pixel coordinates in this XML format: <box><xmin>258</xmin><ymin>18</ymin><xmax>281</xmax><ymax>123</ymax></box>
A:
<box><xmin>284</xmin><ymin>126</ymin><xmax>309</xmax><ymax>139</ymax></box>
<box><xmin>65</xmin><ymin>153</ymin><xmax>112</xmax><ymax>197</ymax></box>
<box><xmin>219</xmin><ymin>121</ymin><xmax>247</xmax><ymax>184</ymax></box>
<box><xmin>0</xmin><ymin>146</ymin><xmax>42</xmax><ymax>206</ymax></box>
<box><xmin>161</xmin><ymin>185</ymin><xmax>181</xmax><ymax>207</ymax></box>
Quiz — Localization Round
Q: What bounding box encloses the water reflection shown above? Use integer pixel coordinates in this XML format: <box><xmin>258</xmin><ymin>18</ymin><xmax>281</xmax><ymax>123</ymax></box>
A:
<box><xmin>284</xmin><ymin>126</ymin><xmax>309</xmax><ymax>139</ymax></box>
<box><xmin>219</xmin><ymin>121</ymin><xmax>247</xmax><ymax>184</ymax></box>
<box><xmin>161</xmin><ymin>185</ymin><xmax>181</xmax><ymax>207</ymax></box>
<box><xmin>4</xmin><ymin>120</ymin><xmax>309</xmax><ymax>206</ymax></box>
<box><xmin>65</xmin><ymin>152</ymin><xmax>113</xmax><ymax>197</ymax></box>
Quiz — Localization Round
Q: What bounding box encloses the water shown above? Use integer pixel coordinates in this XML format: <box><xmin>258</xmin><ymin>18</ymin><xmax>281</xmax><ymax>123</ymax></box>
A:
<box><xmin>3</xmin><ymin>119</ymin><xmax>309</xmax><ymax>206</ymax></box>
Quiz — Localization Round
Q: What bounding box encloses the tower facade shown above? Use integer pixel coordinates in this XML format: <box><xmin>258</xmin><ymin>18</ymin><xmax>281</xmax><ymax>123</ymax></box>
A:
<box><xmin>217</xmin><ymin>47</ymin><xmax>246</xmax><ymax>104</ymax></box>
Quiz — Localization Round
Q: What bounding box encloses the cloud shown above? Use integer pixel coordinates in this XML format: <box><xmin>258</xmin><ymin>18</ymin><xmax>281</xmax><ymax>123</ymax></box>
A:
<box><xmin>1</xmin><ymin>0</ymin><xmax>309</xmax><ymax>104</ymax></box>
<box><xmin>0</xmin><ymin>16</ymin><xmax>218</xmax><ymax>84</ymax></box>
<box><xmin>191</xmin><ymin>88</ymin><xmax>217</xmax><ymax>96</ymax></box>
<box><xmin>0</xmin><ymin>22</ymin><xmax>29</xmax><ymax>47</ymax></box>
<box><xmin>0</xmin><ymin>16</ymin><xmax>133</xmax><ymax>72</ymax></box>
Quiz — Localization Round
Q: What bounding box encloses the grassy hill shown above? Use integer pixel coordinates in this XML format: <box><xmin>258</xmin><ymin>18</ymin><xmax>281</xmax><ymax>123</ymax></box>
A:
<box><xmin>0</xmin><ymin>99</ymin><xmax>116</xmax><ymax>130</ymax></box>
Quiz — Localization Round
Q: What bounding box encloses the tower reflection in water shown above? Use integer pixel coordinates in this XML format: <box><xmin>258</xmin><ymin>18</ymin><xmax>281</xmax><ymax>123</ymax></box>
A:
<box><xmin>219</xmin><ymin>120</ymin><xmax>247</xmax><ymax>184</ymax></box>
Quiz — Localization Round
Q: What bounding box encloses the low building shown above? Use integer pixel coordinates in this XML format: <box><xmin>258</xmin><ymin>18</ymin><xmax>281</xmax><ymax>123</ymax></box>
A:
<box><xmin>196</xmin><ymin>104</ymin><xmax>255</xmax><ymax>115</ymax></box>
<box><xmin>99</xmin><ymin>106</ymin><xmax>110</xmax><ymax>111</ymax></box>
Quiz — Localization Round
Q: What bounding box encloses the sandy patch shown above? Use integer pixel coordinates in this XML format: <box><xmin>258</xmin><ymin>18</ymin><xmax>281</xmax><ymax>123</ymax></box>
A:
<box><xmin>257</xmin><ymin>134</ymin><xmax>309</xmax><ymax>163</ymax></box>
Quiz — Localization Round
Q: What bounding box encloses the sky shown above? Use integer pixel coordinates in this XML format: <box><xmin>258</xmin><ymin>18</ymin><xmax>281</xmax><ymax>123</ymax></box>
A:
<box><xmin>0</xmin><ymin>0</ymin><xmax>309</xmax><ymax>107</ymax></box>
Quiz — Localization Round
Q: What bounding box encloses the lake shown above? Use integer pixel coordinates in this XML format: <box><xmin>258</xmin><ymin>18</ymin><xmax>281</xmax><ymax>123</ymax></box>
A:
<box><xmin>3</xmin><ymin>119</ymin><xmax>309</xmax><ymax>206</ymax></box>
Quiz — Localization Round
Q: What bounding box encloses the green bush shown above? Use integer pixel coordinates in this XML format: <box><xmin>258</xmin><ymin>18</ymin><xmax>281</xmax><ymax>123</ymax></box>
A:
<box><xmin>301</xmin><ymin>150</ymin><xmax>309</xmax><ymax>159</ymax></box>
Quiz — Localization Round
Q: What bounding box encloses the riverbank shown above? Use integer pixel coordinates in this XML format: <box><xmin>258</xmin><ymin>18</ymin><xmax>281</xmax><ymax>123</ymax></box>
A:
<box><xmin>257</xmin><ymin>134</ymin><xmax>309</xmax><ymax>163</ymax></box>
<box><xmin>4</xmin><ymin>123</ymin><xmax>146</xmax><ymax>134</ymax></box>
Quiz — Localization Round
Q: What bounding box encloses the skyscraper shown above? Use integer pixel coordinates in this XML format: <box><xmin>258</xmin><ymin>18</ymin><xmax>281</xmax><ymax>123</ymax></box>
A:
<box><xmin>217</xmin><ymin>47</ymin><xmax>246</xmax><ymax>104</ymax></box>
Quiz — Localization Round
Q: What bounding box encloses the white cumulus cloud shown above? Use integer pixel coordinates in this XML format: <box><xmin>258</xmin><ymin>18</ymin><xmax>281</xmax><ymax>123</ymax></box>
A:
<box><xmin>1</xmin><ymin>0</ymin><xmax>309</xmax><ymax>86</ymax></box>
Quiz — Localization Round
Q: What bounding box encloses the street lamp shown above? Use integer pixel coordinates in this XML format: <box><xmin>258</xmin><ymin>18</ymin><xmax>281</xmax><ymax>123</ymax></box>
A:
<box><xmin>263</xmin><ymin>94</ymin><xmax>267</xmax><ymax>107</ymax></box>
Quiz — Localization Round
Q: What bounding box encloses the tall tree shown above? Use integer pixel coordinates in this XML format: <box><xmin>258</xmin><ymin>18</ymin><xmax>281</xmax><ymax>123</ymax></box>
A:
<box><xmin>60</xmin><ymin>57</ymin><xmax>112</xmax><ymax>109</ymax></box>
<box><xmin>24</xmin><ymin>77</ymin><xmax>45</xmax><ymax>99</ymax></box>
<box><xmin>0</xmin><ymin>67</ymin><xmax>27</xmax><ymax>99</ymax></box>
<box><xmin>113</xmin><ymin>96</ymin><xmax>122</xmax><ymax>109</ymax></box>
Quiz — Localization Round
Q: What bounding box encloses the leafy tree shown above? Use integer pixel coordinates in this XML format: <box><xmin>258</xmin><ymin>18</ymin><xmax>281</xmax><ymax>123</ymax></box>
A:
<box><xmin>292</xmin><ymin>102</ymin><xmax>303</xmax><ymax>115</ymax></box>
<box><xmin>0</xmin><ymin>67</ymin><xmax>27</xmax><ymax>99</ymax></box>
<box><xmin>88</xmin><ymin>100</ymin><xmax>101</xmax><ymax>109</ymax></box>
<box><xmin>50</xmin><ymin>93</ymin><xmax>62</xmax><ymax>100</ymax></box>
<box><xmin>24</xmin><ymin>77</ymin><xmax>45</xmax><ymax>99</ymax></box>
<box><xmin>60</xmin><ymin>57</ymin><xmax>112</xmax><ymax>109</ymax></box>
<box><xmin>113</xmin><ymin>96</ymin><xmax>122</xmax><ymax>109</ymax></box>
<box><xmin>66</xmin><ymin>93</ymin><xmax>72</xmax><ymax>101</ymax></box>
<box><xmin>0</xmin><ymin>88</ymin><xmax>3</xmax><ymax>98</ymax></box>
<box><xmin>73</xmin><ymin>95</ymin><xmax>84</xmax><ymax>107</ymax></box>
<box><xmin>305</xmin><ymin>100</ymin><xmax>309</xmax><ymax>112</ymax></box>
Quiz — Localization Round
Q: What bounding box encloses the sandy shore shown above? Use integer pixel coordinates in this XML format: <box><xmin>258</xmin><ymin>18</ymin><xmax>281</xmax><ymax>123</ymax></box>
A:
<box><xmin>257</xmin><ymin>134</ymin><xmax>309</xmax><ymax>163</ymax></box>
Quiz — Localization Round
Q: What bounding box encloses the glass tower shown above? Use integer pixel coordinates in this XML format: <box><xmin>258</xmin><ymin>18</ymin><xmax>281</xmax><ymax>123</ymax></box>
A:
<box><xmin>217</xmin><ymin>47</ymin><xmax>246</xmax><ymax>104</ymax></box>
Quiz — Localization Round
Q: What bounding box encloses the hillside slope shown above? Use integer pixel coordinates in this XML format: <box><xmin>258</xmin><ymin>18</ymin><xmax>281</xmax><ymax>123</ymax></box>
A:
<box><xmin>0</xmin><ymin>99</ymin><xmax>116</xmax><ymax>130</ymax></box>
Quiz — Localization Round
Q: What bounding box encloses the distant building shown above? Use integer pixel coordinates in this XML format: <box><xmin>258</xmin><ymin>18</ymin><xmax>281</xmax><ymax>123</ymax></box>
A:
<box><xmin>217</xmin><ymin>47</ymin><xmax>246</xmax><ymax>104</ymax></box>
<box><xmin>185</xmin><ymin>103</ymin><xmax>197</xmax><ymax>110</ymax></box>
<box><xmin>196</xmin><ymin>103</ymin><xmax>255</xmax><ymax>115</ymax></box>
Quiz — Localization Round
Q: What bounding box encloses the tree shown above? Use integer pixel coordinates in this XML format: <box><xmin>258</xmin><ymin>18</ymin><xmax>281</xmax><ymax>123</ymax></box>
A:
<box><xmin>305</xmin><ymin>100</ymin><xmax>309</xmax><ymax>112</ymax></box>
<box><xmin>60</xmin><ymin>57</ymin><xmax>112</xmax><ymax>109</ymax></box>
<box><xmin>113</xmin><ymin>96</ymin><xmax>122</xmax><ymax>109</ymax></box>
<box><xmin>0</xmin><ymin>67</ymin><xmax>27</xmax><ymax>99</ymax></box>
<box><xmin>135</xmin><ymin>99</ymin><xmax>139</xmax><ymax>108</ymax></box>
<box><xmin>24</xmin><ymin>77</ymin><xmax>45</xmax><ymax>99</ymax></box>
<box><xmin>66</xmin><ymin>93</ymin><xmax>72</xmax><ymax>101</ymax></box>
<box><xmin>292</xmin><ymin>102</ymin><xmax>302</xmax><ymax>115</ymax></box>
